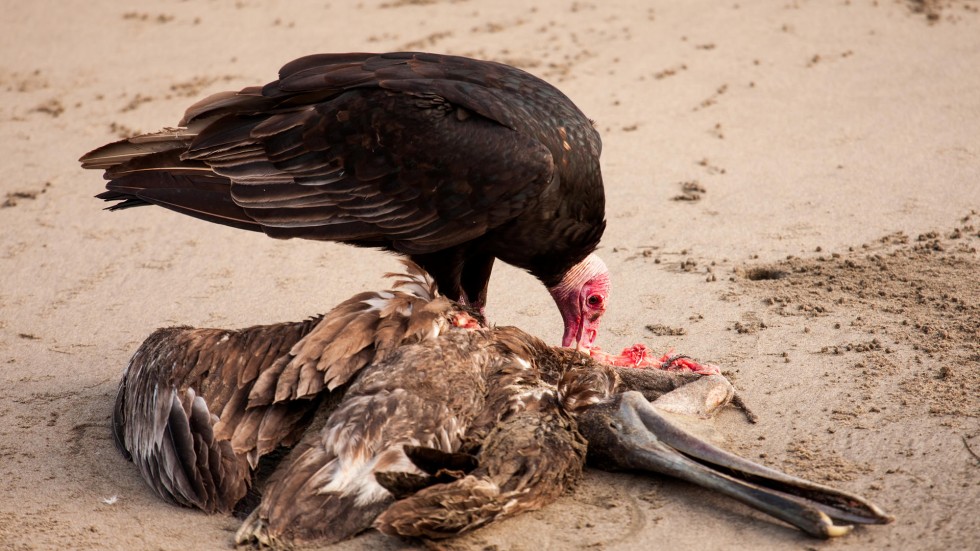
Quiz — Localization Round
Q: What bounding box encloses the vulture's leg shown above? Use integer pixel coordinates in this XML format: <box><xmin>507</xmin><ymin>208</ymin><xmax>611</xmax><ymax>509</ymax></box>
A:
<box><xmin>458</xmin><ymin>253</ymin><xmax>495</xmax><ymax>314</ymax></box>
<box><xmin>578</xmin><ymin>392</ymin><xmax>893</xmax><ymax>539</ymax></box>
<box><xmin>412</xmin><ymin>250</ymin><xmax>466</xmax><ymax>303</ymax></box>
<box><xmin>412</xmin><ymin>250</ymin><xmax>493</xmax><ymax>314</ymax></box>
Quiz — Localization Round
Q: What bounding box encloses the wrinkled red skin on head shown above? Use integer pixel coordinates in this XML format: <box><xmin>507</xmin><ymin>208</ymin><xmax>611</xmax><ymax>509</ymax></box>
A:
<box><xmin>557</xmin><ymin>273</ymin><xmax>609</xmax><ymax>351</ymax></box>
<box><xmin>551</xmin><ymin>265</ymin><xmax>718</xmax><ymax>375</ymax></box>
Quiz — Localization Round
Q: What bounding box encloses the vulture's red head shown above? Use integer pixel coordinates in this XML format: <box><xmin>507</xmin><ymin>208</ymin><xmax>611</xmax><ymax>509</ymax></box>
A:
<box><xmin>548</xmin><ymin>253</ymin><xmax>610</xmax><ymax>352</ymax></box>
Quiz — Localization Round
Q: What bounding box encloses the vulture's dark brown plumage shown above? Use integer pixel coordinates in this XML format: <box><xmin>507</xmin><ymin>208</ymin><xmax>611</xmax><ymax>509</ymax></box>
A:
<box><xmin>80</xmin><ymin>51</ymin><xmax>611</xmax><ymax>351</ymax></box>
<box><xmin>113</xmin><ymin>264</ymin><xmax>891</xmax><ymax>549</ymax></box>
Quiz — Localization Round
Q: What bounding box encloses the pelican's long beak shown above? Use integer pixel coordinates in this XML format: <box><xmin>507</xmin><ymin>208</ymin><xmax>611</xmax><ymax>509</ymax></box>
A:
<box><xmin>578</xmin><ymin>391</ymin><xmax>893</xmax><ymax>538</ymax></box>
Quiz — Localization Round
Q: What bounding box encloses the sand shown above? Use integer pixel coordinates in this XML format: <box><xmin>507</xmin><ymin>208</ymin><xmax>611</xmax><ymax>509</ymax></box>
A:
<box><xmin>1</xmin><ymin>1</ymin><xmax>978</xmax><ymax>549</ymax></box>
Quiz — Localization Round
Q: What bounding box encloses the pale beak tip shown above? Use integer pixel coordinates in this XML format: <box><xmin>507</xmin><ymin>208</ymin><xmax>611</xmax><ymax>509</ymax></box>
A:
<box><xmin>825</xmin><ymin>524</ymin><xmax>853</xmax><ymax>538</ymax></box>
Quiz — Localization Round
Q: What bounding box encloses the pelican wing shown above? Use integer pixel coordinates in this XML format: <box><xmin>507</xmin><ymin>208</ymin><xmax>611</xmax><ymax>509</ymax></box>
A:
<box><xmin>113</xmin><ymin>317</ymin><xmax>322</xmax><ymax>513</ymax></box>
<box><xmin>246</xmin><ymin>261</ymin><xmax>454</xmax><ymax>405</ymax></box>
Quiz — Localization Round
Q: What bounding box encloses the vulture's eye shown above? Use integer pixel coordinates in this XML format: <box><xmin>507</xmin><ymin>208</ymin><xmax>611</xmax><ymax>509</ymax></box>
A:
<box><xmin>586</xmin><ymin>294</ymin><xmax>603</xmax><ymax>308</ymax></box>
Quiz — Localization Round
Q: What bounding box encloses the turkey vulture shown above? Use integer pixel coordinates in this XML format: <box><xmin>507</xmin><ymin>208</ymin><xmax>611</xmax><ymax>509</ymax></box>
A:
<box><xmin>111</xmin><ymin>264</ymin><xmax>892</xmax><ymax>548</ymax></box>
<box><xmin>79</xmin><ymin>51</ymin><xmax>609</xmax><ymax>351</ymax></box>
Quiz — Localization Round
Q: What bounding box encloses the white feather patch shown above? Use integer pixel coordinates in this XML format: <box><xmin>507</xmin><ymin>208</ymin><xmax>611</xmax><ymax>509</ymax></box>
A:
<box><xmin>316</xmin><ymin>441</ymin><xmax>425</xmax><ymax>506</ymax></box>
<box><xmin>361</xmin><ymin>291</ymin><xmax>395</xmax><ymax>312</ymax></box>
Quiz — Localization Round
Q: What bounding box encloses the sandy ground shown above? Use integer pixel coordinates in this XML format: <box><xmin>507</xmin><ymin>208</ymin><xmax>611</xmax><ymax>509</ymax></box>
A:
<box><xmin>1</xmin><ymin>1</ymin><xmax>978</xmax><ymax>549</ymax></box>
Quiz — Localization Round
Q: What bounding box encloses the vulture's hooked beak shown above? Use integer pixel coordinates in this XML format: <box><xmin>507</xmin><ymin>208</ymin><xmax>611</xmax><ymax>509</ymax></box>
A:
<box><xmin>578</xmin><ymin>391</ymin><xmax>894</xmax><ymax>538</ymax></box>
<box><xmin>573</xmin><ymin>328</ymin><xmax>598</xmax><ymax>354</ymax></box>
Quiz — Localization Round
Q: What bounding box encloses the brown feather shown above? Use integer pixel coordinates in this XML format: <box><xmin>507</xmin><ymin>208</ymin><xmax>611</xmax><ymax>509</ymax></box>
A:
<box><xmin>236</xmin><ymin>313</ymin><xmax>491</xmax><ymax>547</ymax></box>
<box><xmin>373</xmin><ymin>332</ymin><xmax>600</xmax><ymax>540</ymax></box>
<box><xmin>115</xmin><ymin>261</ymin><xmax>649</xmax><ymax>545</ymax></box>
<box><xmin>113</xmin><ymin>316</ymin><xmax>324</xmax><ymax>514</ymax></box>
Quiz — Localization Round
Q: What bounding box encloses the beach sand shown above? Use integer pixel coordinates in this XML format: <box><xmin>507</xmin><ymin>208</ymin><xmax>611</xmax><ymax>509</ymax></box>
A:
<box><xmin>1</xmin><ymin>1</ymin><xmax>977</xmax><ymax>549</ymax></box>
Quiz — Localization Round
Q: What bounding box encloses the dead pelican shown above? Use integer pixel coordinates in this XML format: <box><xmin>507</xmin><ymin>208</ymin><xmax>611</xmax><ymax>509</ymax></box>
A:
<box><xmin>111</xmin><ymin>264</ymin><xmax>453</xmax><ymax>515</ymax></box>
<box><xmin>111</xmin><ymin>264</ymin><xmax>892</xmax><ymax>547</ymax></box>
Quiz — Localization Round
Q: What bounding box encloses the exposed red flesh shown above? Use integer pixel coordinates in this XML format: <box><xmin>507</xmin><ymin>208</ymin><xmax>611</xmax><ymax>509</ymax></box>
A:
<box><xmin>589</xmin><ymin>343</ymin><xmax>721</xmax><ymax>375</ymax></box>
<box><xmin>452</xmin><ymin>312</ymin><xmax>482</xmax><ymax>330</ymax></box>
